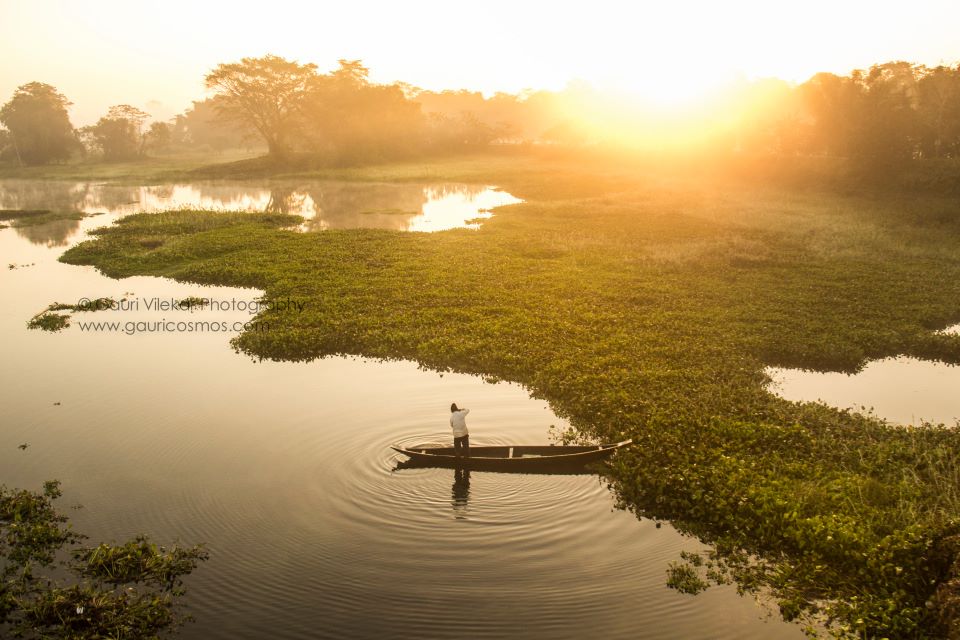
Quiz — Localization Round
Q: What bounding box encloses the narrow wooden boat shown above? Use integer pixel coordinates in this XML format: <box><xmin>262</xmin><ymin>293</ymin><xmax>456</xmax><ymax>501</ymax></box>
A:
<box><xmin>391</xmin><ymin>439</ymin><xmax>632</xmax><ymax>472</ymax></box>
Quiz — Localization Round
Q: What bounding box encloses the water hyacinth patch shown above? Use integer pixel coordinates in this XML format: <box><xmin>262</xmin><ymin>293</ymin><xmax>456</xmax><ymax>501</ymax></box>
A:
<box><xmin>57</xmin><ymin>155</ymin><xmax>960</xmax><ymax>636</ymax></box>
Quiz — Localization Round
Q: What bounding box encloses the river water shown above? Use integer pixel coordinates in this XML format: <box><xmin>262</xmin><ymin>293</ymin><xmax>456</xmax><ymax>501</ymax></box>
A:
<box><xmin>0</xmin><ymin>179</ymin><xmax>803</xmax><ymax>639</ymax></box>
<box><xmin>767</xmin><ymin>353</ymin><xmax>960</xmax><ymax>426</ymax></box>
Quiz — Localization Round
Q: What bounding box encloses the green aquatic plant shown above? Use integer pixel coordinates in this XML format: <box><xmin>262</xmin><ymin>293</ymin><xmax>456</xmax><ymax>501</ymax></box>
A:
<box><xmin>27</xmin><ymin>312</ymin><xmax>70</xmax><ymax>332</ymax></box>
<box><xmin>25</xmin><ymin>297</ymin><xmax>119</xmax><ymax>333</ymax></box>
<box><xmin>46</xmin><ymin>297</ymin><xmax>115</xmax><ymax>313</ymax></box>
<box><xmin>666</xmin><ymin>558</ymin><xmax>709</xmax><ymax>595</ymax></box>
<box><xmin>0</xmin><ymin>481</ymin><xmax>207</xmax><ymax>639</ymax></box>
<box><xmin>8</xmin><ymin>211</ymin><xmax>87</xmax><ymax>228</ymax></box>
<box><xmin>0</xmin><ymin>209</ymin><xmax>51</xmax><ymax>221</ymax></box>
<box><xmin>57</xmin><ymin>156</ymin><xmax>960</xmax><ymax>636</ymax></box>
<box><xmin>177</xmin><ymin>296</ymin><xmax>210</xmax><ymax>309</ymax></box>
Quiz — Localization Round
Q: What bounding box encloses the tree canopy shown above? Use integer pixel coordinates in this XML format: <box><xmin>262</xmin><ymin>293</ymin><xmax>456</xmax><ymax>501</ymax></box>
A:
<box><xmin>88</xmin><ymin>104</ymin><xmax>151</xmax><ymax>161</ymax></box>
<box><xmin>4</xmin><ymin>58</ymin><xmax>960</xmax><ymax>170</ymax></box>
<box><xmin>0</xmin><ymin>82</ymin><xmax>78</xmax><ymax>165</ymax></box>
<box><xmin>204</xmin><ymin>54</ymin><xmax>318</xmax><ymax>156</ymax></box>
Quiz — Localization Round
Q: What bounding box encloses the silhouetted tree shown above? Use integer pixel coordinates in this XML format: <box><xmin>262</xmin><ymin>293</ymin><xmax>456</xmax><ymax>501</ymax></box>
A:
<box><xmin>0</xmin><ymin>128</ymin><xmax>11</xmax><ymax>161</ymax></box>
<box><xmin>916</xmin><ymin>65</ymin><xmax>960</xmax><ymax>158</ymax></box>
<box><xmin>144</xmin><ymin>121</ymin><xmax>172</xmax><ymax>153</ymax></box>
<box><xmin>858</xmin><ymin>62</ymin><xmax>918</xmax><ymax>162</ymax></box>
<box><xmin>0</xmin><ymin>82</ymin><xmax>78</xmax><ymax>165</ymax></box>
<box><xmin>173</xmin><ymin>97</ymin><xmax>255</xmax><ymax>152</ymax></box>
<box><xmin>90</xmin><ymin>105</ymin><xmax>150</xmax><ymax>161</ymax></box>
<box><xmin>797</xmin><ymin>72</ymin><xmax>864</xmax><ymax>156</ymax></box>
<box><xmin>205</xmin><ymin>55</ymin><xmax>317</xmax><ymax>156</ymax></box>
<box><xmin>298</xmin><ymin>60</ymin><xmax>424</xmax><ymax>160</ymax></box>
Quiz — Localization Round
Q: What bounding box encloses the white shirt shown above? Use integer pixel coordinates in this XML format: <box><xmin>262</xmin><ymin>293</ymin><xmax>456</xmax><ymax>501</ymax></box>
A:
<box><xmin>450</xmin><ymin>409</ymin><xmax>470</xmax><ymax>438</ymax></box>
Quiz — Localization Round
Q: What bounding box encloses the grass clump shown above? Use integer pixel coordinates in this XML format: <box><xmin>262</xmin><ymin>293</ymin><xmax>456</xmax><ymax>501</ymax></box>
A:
<box><xmin>58</xmin><ymin>154</ymin><xmax>960</xmax><ymax>636</ymax></box>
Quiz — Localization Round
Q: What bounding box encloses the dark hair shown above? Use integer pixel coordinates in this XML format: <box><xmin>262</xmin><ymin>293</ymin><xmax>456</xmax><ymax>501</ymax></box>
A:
<box><xmin>450</xmin><ymin>403</ymin><xmax>459</xmax><ymax>412</ymax></box>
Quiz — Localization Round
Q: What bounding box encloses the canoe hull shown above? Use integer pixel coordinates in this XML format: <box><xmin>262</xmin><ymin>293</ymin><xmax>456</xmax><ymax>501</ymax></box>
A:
<box><xmin>392</xmin><ymin>440</ymin><xmax>631</xmax><ymax>473</ymax></box>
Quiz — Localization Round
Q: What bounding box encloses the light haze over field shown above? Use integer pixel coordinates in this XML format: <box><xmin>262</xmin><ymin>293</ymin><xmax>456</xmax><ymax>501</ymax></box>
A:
<box><xmin>2</xmin><ymin>0</ymin><xmax>959</xmax><ymax>125</ymax></box>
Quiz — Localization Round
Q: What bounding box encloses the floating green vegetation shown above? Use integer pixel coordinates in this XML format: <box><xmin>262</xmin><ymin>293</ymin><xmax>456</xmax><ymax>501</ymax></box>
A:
<box><xmin>46</xmin><ymin>297</ymin><xmax>115</xmax><ymax>312</ymax></box>
<box><xmin>27</xmin><ymin>312</ymin><xmax>70</xmax><ymax>332</ymax></box>
<box><xmin>0</xmin><ymin>480</ymin><xmax>206</xmax><ymax>637</ymax></box>
<box><xmin>59</xmin><ymin>156</ymin><xmax>960</xmax><ymax>637</ymax></box>
<box><xmin>178</xmin><ymin>296</ymin><xmax>210</xmax><ymax>309</ymax></box>
<box><xmin>28</xmin><ymin>298</ymin><xmax>115</xmax><ymax>330</ymax></box>
<box><xmin>0</xmin><ymin>208</ymin><xmax>51</xmax><ymax>220</ymax></box>
<box><xmin>8</xmin><ymin>210</ymin><xmax>87</xmax><ymax>228</ymax></box>
<box><xmin>666</xmin><ymin>554</ymin><xmax>710</xmax><ymax>595</ymax></box>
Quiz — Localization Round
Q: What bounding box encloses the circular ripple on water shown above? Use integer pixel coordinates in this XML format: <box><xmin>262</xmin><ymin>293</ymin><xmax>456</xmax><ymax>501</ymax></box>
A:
<box><xmin>265</xmin><ymin>432</ymin><xmax>704</xmax><ymax>639</ymax></box>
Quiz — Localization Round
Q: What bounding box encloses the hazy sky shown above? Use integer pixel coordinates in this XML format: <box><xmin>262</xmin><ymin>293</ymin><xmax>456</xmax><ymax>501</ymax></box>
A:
<box><xmin>2</xmin><ymin>0</ymin><xmax>959</xmax><ymax>126</ymax></box>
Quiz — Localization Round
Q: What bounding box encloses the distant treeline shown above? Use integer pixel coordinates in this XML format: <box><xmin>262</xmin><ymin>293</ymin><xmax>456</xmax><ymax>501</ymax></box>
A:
<box><xmin>1</xmin><ymin>56</ymin><xmax>959</xmax><ymax>168</ymax></box>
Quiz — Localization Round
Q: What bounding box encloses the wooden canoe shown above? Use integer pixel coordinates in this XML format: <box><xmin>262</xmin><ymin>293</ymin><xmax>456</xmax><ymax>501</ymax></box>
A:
<box><xmin>391</xmin><ymin>439</ymin><xmax>632</xmax><ymax>472</ymax></box>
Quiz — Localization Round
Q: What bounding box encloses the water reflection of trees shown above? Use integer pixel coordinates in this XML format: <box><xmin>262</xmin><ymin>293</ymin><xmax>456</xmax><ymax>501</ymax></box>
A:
<box><xmin>209</xmin><ymin>182</ymin><xmax>489</xmax><ymax>228</ymax></box>
<box><xmin>13</xmin><ymin>219</ymin><xmax>80</xmax><ymax>246</ymax></box>
<box><xmin>264</xmin><ymin>187</ymin><xmax>309</xmax><ymax>214</ymax></box>
<box><xmin>0</xmin><ymin>180</ymin><xmax>95</xmax><ymax>245</ymax></box>
<box><xmin>0</xmin><ymin>179</ymin><xmax>91</xmax><ymax>213</ymax></box>
<box><xmin>0</xmin><ymin>179</ymin><xmax>497</xmax><ymax>243</ymax></box>
<box><xmin>89</xmin><ymin>184</ymin><xmax>141</xmax><ymax>209</ymax></box>
<box><xmin>424</xmin><ymin>184</ymin><xmax>487</xmax><ymax>200</ymax></box>
<box><xmin>185</xmin><ymin>183</ymin><xmax>271</xmax><ymax>211</ymax></box>
<box><xmin>300</xmin><ymin>182</ymin><xmax>427</xmax><ymax>230</ymax></box>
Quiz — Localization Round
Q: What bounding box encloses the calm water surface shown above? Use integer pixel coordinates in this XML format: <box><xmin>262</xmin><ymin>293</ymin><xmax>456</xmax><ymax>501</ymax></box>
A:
<box><xmin>767</xmin><ymin>349</ymin><xmax>960</xmax><ymax>426</ymax></box>
<box><xmin>0</xmin><ymin>186</ymin><xmax>803</xmax><ymax>639</ymax></box>
<box><xmin>0</xmin><ymin>179</ymin><xmax>521</xmax><ymax>237</ymax></box>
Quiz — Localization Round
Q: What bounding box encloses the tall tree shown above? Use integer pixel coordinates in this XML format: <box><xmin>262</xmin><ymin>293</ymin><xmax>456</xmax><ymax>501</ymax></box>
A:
<box><xmin>174</xmin><ymin>96</ymin><xmax>255</xmax><ymax>152</ymax></box>
<box><xmin>144</xmin><ymin>121</ymin><xmax>173</xmax><ymax>153</ymax></box>
<box><xmin>0</xmin><ymin>82</ymin><xmax>78</xmax><ymax>165</ymax></box>
<box><xmin>858</xmin><ymin>62</ymin><xmax>919</xmax><ymax>162</ymax></box>
<box><xmin>298</xmin><ymin>59</ymin><xmax>424</xmax><ymax>160</ymax></box>
<box><xmin>90</xmin><ymin>105</ymin><xmax>151</xmax><ymax>161</ymax></box>
<box><xmin>204</xmin><ymin>55</ymin><xmax>317</xmax><ymax>156</ymax></box>
<box><xmin>916</xmin><ymin>65</ymin><xmax>960</xmax><ymax>158</ymax></box>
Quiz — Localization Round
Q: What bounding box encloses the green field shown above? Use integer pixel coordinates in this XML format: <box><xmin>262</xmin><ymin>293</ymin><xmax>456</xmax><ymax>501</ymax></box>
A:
<box><xmin>58</xmin><ymin>152</ymin><xmax>960</xmax><ymax>636</ymax></box>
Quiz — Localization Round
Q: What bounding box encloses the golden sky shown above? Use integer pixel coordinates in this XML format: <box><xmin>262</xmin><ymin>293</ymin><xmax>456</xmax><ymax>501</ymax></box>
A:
<box><xmin>1</xmin><ymin>0</ymin><xmax>959</xmax><ymax>125</ymax></box>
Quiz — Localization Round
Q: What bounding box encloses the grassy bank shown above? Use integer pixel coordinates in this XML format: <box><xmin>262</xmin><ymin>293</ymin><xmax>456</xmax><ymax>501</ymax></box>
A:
<box><xmin>60</xmin><ymin>154</ymin><xmax>960</xmax><ymax>636</ymax></box>
<box><xmin>0</xmin><ymin>149</ymin><xmax>261</xmax><ymax>182</ymax></box>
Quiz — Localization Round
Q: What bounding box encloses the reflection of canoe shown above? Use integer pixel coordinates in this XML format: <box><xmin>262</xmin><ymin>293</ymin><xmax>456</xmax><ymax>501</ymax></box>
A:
<box><xmin>391</xmin><ymin>440</ymin><xmax>632</xmax><ymax>472</ymax></box>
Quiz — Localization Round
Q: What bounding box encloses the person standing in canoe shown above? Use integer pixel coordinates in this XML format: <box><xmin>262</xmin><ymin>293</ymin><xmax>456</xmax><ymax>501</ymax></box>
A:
<box><xmin>450</xmin><ymin>403</ymin><xmax>470</xmax><ymax>457</ymax></box>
